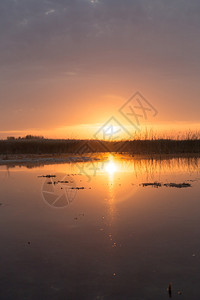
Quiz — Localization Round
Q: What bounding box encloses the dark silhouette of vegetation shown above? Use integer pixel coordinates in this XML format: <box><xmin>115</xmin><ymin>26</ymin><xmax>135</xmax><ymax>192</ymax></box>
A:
<box><xmin>0</xmin><ymin>136</ymin><xmax>200</xmax><ymax>155</ymax></box>
<box><xmin>7</xmin><ymin>135</ymin><xmax>44</xmax><ymax>140</ymax></box>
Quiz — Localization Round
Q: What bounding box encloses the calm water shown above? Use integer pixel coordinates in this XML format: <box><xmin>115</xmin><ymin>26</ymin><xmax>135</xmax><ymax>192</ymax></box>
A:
<box><xmin>0</xmin><ymin>154</ymin><xmax>200</xmax><ymax>300</ymax></box>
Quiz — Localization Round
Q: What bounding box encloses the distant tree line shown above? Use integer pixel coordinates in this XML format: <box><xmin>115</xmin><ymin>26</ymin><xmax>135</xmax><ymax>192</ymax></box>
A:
<box><xmin>7</xmin><ymin>135</ymin><xmax>44</xmax><ymax>140</ymax></box>
<box><xmin>0</xmin><ymin>138</ymin><xmax>200</xmax><ymax>155</ymax></box>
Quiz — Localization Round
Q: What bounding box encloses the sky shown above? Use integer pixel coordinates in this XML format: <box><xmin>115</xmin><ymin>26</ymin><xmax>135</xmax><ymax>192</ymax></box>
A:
<box><xmin>0</xmin><ymin>0</ymin><xmax>200</xmax><ymax>139</ymax></box>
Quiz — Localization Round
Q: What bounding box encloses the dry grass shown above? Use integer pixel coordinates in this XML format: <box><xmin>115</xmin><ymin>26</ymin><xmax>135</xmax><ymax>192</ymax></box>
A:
<box><xmin>0</xmin><ymin>133</ymin><xmax>200</xmax><ymax>155</ymax></box>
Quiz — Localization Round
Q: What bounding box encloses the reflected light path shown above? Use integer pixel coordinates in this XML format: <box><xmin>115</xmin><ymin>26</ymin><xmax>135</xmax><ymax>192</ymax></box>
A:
<box><xmin>105</xmin><ymin>160</ymin><xmax>117</xmax><ymax>175</ymax></box>
<box><xmin>103</xmin><ymin>155</ymin><xmax>119</xmax><ymax>253</ymax></box>
<box><xmin>104</xmin><ymin>155</ymin><xmax>118</xmax><ymax>225</ymax></box>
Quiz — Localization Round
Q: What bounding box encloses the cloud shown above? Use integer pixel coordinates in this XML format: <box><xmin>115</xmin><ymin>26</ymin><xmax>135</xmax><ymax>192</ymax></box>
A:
<box><xmin>0</xmin><ymin>0</ymin><xmax>199</xmax><ymax>81</ymax></box>
<box><xmin>0</xmin><ymin>0</ymin><xmax>200</xmax><ymax>71</ymax></box>
<box><xmin>45</xmin><ymin>9</ymin><xmax>56</xmax><ymax>15</ymax></box>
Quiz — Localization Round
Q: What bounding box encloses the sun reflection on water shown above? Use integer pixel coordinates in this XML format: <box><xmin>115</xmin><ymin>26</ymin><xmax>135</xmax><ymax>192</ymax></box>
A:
<box><xmin>105</xmin><ymin>161</ymin><xmax>117</xmax><ymax>175</ymax></box>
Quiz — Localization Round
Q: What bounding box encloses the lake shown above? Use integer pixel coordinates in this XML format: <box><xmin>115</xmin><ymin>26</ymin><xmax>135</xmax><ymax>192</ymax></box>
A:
<box><xmin>0</xmin><ymin>154</ymin><xmax>200</xmax><ymax>299</ymax></box>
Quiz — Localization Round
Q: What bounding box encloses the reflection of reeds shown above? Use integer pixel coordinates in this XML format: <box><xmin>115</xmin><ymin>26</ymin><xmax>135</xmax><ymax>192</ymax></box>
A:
<box><xmin>113</xmin><ymin>155</ymin><xmax>200</xmax><ymax>182</ymax></box>
<box><xmin>131</xmin><ymin>156</ymin><xmax>200</xmax><ymax>180</ymax></box>
<box><xmin>2</xmin><ymin>154</ymin><xmax>200</xmax><ymax>179</ymax></box>
<box><xmin>1</xmin><ymin>135</ymin><xmax>200</xmax><ymax>155</ymax></box>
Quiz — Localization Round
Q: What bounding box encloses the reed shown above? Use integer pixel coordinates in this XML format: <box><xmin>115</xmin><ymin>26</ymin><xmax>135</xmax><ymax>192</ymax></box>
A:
<box><xmin>0</xmin><ymin>134</ymin><xmax>200</xmax><ymax>155</ymax></box>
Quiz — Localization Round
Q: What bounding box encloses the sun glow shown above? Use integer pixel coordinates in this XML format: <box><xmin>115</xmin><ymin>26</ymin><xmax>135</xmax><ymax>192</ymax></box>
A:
<box><xmin>105</xmin><ymin>160</ymin><xmax>117</xmax><ymax>175</ymax></box>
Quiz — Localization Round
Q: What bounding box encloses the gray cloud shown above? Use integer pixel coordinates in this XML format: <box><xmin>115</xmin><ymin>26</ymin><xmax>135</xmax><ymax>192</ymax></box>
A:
<box><xmin>0</xmin><ymin>0</ymin><xmax>199</xmax><ymax>73</ymax></box>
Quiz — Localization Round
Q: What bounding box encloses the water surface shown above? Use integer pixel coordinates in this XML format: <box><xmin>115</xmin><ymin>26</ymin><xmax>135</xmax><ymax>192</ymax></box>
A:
<box><xmin>0</xmin><ymin>154</ymin><xmax>200</xmax><ymax>299</ymax></box>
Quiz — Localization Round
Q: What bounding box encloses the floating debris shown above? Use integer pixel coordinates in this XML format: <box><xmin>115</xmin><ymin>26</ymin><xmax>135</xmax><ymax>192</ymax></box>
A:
<box><xmin>38</xmin><ymin>175</ymin><xmax>56</xmax><ymax>178</ymax></box>
<box><xmin>46</xmin><ymin>180</ymin><xmax>69</xmax><ymax>185</ymax></box>
<box><xmin>186</xmin><ymin>179</ymin><xmax>197</xmax><ymax>182</ymax></box>
<box><xmin>140</xmin><ymin>182</ymin><xmax>192</xmax><ymax>189</ymax></box>
<box><xmin>178</xmin><ymin>291</ymin><xmax>182</xmax><ymax>295</ymax></box>
<box><xmin>74</xmin><ymin>214</ymin><xmax>84</xmax><ymax>221</ymax></box>
<box><xmin>164</xmin><ymin>183</ymin><xmax>191</xmax><ymax>188</ymax></box>
<box><xmin>141</xmin><ymin>182</ymin><xmax>161</xmax><ymax>188</ymax></box>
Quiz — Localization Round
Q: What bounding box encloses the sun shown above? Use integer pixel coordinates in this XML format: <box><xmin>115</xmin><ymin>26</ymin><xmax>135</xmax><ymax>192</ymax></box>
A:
<box><xmin>105</xmin><ymin>161</ymin><xmax>117</xmax><ymax>175</ymax></box>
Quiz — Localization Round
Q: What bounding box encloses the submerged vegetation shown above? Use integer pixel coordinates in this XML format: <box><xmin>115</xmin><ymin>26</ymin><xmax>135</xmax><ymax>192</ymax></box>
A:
<box><xmin>0</xmin><ymin>135</ymin><xmax>200</xmax><ymax>155</ymax></box>
<box><xmin>140</xmin><ymin>182</ymin><xmax>192</xmax><ymax>188</ymax></box>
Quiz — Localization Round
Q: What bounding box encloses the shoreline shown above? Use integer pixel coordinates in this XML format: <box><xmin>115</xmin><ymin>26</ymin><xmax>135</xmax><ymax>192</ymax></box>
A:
<box><xmin>0</xmin><ymin>154</ymin><xmax>100</xmax><ymax>166</ymax></box>
<box><xmin>0</xmin><ymin>152</ymin><xmax>200</xmax><ymax>167</ymax></box>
